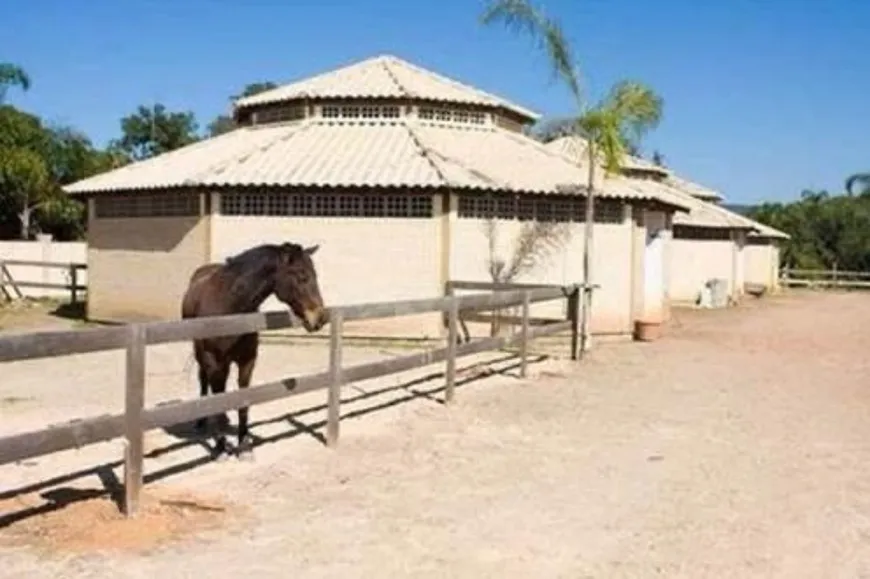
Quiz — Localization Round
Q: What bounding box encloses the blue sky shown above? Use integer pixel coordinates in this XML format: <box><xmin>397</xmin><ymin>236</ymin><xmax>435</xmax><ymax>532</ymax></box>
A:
<box><xmin>3</xmin><ymin>0</ymin><xmax>866</xmax><ymax>204</ymax></box>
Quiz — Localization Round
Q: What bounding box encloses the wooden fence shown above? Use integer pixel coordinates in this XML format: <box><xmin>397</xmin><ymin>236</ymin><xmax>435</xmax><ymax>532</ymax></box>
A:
<box><xmin>0</xmin><ymin>259</ymin><xmax>87</xmax><ymax>304</ymax></box>
<box><xmin>0</xmin><ymin>283</ymin><xmax>582</xmax><ymax>517</ymax></box>
<box><xmin>780</xmin><ymin>267</ymin><xmax>870</xmax><ymax>290</ymax></box>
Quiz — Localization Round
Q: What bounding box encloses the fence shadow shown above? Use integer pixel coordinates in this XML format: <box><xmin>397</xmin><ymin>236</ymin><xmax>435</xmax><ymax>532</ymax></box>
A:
<box><xmin>0</xmin><ymin>351</ymin><xmax>549</xmax><ymax>530</ymax></box>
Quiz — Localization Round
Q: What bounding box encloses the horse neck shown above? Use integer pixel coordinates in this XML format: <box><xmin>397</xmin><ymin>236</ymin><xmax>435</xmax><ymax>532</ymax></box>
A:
<box><xmin>225</xmin><ymin>256</ymin><xmax>277</xmax><ymax>313</ymax></box>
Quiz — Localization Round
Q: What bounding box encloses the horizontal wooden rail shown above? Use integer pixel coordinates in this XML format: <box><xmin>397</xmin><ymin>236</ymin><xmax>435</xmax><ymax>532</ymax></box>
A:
<box><xmin>0</xmin><ymin>286</ymin><xmax>576</xmax><ymax>363</ymax></box>
<box><xmin>781</xmin><ymin>278</ymin><xmax>870</xmax><ymax>289</ymax></box>
<box><xmin>0</xmin><ymin>318</ymin><xmax>571</xmax><ymax>467</ymax></box>
<box><xmin>460</xmin><ymin>313</ymin><xmax>559</xmax><ymax>327</ymax></box>
<box><xmin>448</xmin><ymin>280</ymin><xmax>562</xmax><ymax>292</ymax></box>
<box><xmin>0</xmin><ymin>280</ymin><xmax>87</xmax><ymax>291</ymax></box>
<box><xmin>447</xmin><ymin>280</ymin><xmax>599</xmax><ymax>292</ymax></box>
<box><xmin>783</xmin><ymin>268</ymin><xmax>870</xmax><ymax>278</ymax></box>
<box><xmin>0</xmin><ymin>259</ymin><xmax>87</xmax><ymax>270</ymax></box>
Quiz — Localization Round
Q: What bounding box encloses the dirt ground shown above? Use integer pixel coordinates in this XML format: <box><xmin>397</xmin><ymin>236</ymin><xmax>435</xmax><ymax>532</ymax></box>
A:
<box><xmin>2</xmin><ymin>290</ymin><xmax>870</xmax><ymax>578</ymax></box>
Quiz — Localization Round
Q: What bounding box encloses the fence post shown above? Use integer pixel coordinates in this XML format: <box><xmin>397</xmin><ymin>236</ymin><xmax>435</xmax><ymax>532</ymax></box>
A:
<box><xmin>569</xmin><ymin>286</ymin><xmax>581</xmax><ymax>360</ymax></box>
<box><xmin>69</xmin><ymin>264</ymin><xmax>78</xmax><ymax>305</ymax></box>
<box><xmin>519</xmin><ymin>290</ymin><xmax>530</xmax><ymax>378</ymax></box>
<box><xmin>123</xmin><ymin>324</ymin><xmax>146</xmax><ymax>517</ymax></box>
<box><xmin>445</xmin><ymin>295</ymin><xmax>459</xmax><ymax>403</ymax></box>
<box><xmin>326</xmin><ymin>310</ymin><xmax>343</xmax><ymax>447</ymax></box>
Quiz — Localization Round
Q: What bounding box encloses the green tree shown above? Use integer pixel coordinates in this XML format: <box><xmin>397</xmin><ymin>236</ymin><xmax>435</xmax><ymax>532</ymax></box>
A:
<box><xmin>208</xmin><ymin>81</ymin><xmax>278</xmax><ymax>137</ymax></box>
<box><xmin>0</xmin><ymin>105</ymin><xmax>111</xmax><ymax>239</ymax></box>
<box><xmin>111</xmin><ymin>103</ymin><xmax>199</xmax><ymax>160</ymax></box>
<box><xmin>746</xmin><ymin>187</ymin><xmax>870</xmax><ymax>272</ymax></box>
<box><xmin>0</xmin><ymin>63</ymin><xmax>31</xmax><ymax>104</ymax></box>
<box><xmin>0</xmin><ymin>105</ymin><xmax>52</xmax><ymax>239</ymax></box>
<box><xmin>480</xmin><ymin>0</ymin><xmax>663</xmax><ymax>350</ymax></box>
<box><xmin>0</xmin><ymin>147</ymin><xmax>50</xmax><ymax>239</ymax></box>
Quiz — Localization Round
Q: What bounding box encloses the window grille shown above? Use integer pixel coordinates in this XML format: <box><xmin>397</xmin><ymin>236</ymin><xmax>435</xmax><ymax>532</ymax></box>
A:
<box><xmin>220</xmin><ymin>191</ymin><xmax>433</xmax><ymax>219</ymax></box>
<box><xmin>457</xmin><ymin>193</ymin><xmax>625</xmax><ymax>224</ymax></box>
<box><xmin>254</xmin><ymin>105</ymin><xmax>305</xmax><ymax>125</ymax></box>
<box><xmin>93</xmin><ymin>192</ymin><xmax>200</xmax><ymax>218</ymax></box>
<box><xmin>417</xmin><ymin>106</ymin><xmax>490</xmax><ymax>126</ymax></box>
<box><xmin>673</xmin><ymin>225</ymin><xmax>732</xmax><ymax>240</ymax></box>
<box><xmin>319</xmin><ymin>104</ymin><xmax>400</xmax><ymax>120</ymax></box>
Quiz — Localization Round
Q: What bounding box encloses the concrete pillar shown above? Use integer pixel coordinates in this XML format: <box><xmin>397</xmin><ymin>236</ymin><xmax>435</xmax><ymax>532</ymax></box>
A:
<box><xmin>642</xmin><ymin>210</ymin><xmax>667</xmax><ymax>323</ymax></box>
<box><xmin>731</xmin><ymin>230</ymin><xmax>747</xmax><ymax>301</ymax></box>
<box><xmin>628</xmin><ymin>205</ymin><xmax>646</xmax><ymax>330</ymax></box>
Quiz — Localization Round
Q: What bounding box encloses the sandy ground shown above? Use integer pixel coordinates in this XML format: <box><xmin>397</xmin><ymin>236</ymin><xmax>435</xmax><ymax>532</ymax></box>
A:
<box><xmin>2</xmin><ymin>290</ymin><xmax>870</xmax><ymax>577</ymax></box>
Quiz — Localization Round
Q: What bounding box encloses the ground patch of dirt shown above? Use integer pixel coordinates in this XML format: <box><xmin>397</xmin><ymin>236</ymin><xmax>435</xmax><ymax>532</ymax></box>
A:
<box><xmin>0</xmin><ymin>485</ymin><xmax>246</xmax><ymax>556</ymax></box>
<box><xmin>0</xmin><ymin>298</ymin><xmax>84</xmax><ymax>334</ymax></box>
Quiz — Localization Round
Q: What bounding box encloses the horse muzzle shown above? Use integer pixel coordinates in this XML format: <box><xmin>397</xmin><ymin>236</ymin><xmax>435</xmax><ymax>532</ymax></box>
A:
<box><xmin>301</xmin><ymin>308</ymin><xmax>329</xmax><ymax>332</ymax></box>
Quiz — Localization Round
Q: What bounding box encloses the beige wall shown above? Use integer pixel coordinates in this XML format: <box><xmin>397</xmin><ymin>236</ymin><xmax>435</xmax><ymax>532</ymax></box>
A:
<box><xmin>449</xmin><ymin>207</ymin><xmax>635</xmax><ymax>336</ymax></box>
<box><xmin>82</xmin><ymin>189</ymin><xmax>665</xmax><ymax>342</ymax></box>
<box><xmin>745</xmin><ymin>241</ymin><xmax>781</xmax><ymax>289</ymax></box>
<box><xmin>86</xmin><ymin>214</ymin><xmax>209</xmax><ymax>322</ymax></box>
<box><xmin>669</xmin><ymin>238</ymin><xmax>735</xmax><ymax>304</ymax></box>
<box><xmin>210</xmin><ymin>194</ymin><xmax>444</xmax><ymax>339</ymax></box>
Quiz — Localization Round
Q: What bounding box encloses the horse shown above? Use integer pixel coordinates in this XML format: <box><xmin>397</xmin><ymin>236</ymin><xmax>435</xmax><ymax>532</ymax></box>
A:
<box><xmin>180</xmin><ymin>242</ymin><xmax>329</xmax><ymax>460</ymax></box>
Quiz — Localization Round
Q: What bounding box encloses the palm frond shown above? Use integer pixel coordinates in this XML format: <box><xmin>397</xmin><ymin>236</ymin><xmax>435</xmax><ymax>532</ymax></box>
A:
<box><xmin>479</xmin><ymin>0</ymin><xmax>582</xmax><ymax>104</ymax></box>
<box><xmin>845</xmin><ymin>173</ymin><xmax>870</xmax><ymax>196</ymax></box>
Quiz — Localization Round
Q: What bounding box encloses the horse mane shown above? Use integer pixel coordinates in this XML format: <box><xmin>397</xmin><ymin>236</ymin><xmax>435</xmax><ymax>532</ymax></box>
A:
<box><xmin>223</xmin><ymin>242</ymin><xmax>306</xmax><ymax>275</ymax></box>
<box><xmin>225</xmin><ymin>244</ymin><xmax>277</xmax><ymax>273</ymax></box>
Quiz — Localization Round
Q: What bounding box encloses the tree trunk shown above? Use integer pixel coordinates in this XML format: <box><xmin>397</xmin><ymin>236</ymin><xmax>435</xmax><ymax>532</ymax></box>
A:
<box><xmin>18</xmin><ymin>205</ymin><xmax>31</xmax><ymax>240</ymax></box>
<box><xmin>580</xmin><ymin>143</ymin><xmax>596</xmax><ymax>354</ymax></box>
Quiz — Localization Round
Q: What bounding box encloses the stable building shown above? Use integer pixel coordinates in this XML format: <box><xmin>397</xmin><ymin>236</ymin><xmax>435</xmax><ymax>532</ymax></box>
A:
<box><xmin>545</xmin><ymin>135</ymin><xmax>789</xmax><ymax>307</ymax></box>
<box><xmin>64</xmin><ymin>54</ymin><xmax>692</xmax><ymax>339</ymax></box>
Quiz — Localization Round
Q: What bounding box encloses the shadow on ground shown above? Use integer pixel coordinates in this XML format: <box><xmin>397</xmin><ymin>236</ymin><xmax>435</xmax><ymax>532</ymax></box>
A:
<box><xmin>0</xmin><ymin>351</ymin><xmax>549</xmax><ymax>529</ymax></box>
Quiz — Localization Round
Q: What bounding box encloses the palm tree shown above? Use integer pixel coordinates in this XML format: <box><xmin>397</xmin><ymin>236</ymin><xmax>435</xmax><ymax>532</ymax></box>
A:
<box><xmin>845</xmin><ymin>173</ymin><xmax>870</xmax><ymax>196</ymax></box>
<box><xmin>0</xmin><ymin>63</ymin><xmax>31</xmax><ymax>104</ymax></box>
<box><xmin>480</xmin><ymin>0</ymin><xmax>663</xmax><ymax>353</ymax></box>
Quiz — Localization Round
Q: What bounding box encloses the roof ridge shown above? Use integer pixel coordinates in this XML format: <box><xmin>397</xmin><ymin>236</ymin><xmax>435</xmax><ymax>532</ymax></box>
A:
<box><xmin>390</xmin><ymin>56</ymin><xmax>537</xmax><ymax>118</ymax></box>
<box><xmin>400</xmin><ymin>121</ymin><xmax>451</xmax><ymax>187</ymax></box>
<box><xmin>379</xmin><ymin>58</ymin><xmax>412</xmax><ymax>98</ymax></box>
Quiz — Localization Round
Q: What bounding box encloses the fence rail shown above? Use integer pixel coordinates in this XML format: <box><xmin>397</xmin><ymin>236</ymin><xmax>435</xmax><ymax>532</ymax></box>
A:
<box><xmin>0</xmin><ymin>283</ymin><xmax>582</xmax><ymax>517</ymax></box>
<box><xmin>780</xmin><ymin>267</ymin><xmax>870</xmax><ymax>289</ymax></box>
<box><xmin>0</xmin><ymin>259</ymin><xmax>87</xmax><ymax>304</ymax></box>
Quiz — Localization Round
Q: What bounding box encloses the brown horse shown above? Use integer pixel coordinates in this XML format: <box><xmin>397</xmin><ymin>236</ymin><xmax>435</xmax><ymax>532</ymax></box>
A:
<box><xmin>181</xmin><ymin>242</ymin><xmax>328</xmax><ymax>460</ymax></box>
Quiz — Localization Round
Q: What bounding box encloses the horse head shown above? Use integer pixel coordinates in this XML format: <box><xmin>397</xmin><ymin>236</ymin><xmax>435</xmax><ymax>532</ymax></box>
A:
<box><xmin>274</xmin><ymin>242</ymin><xmax>328</xmax><ymax>332</ymax></box>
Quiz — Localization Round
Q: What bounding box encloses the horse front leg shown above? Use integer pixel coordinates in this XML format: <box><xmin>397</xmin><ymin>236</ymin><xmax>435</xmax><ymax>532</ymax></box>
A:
<box><xmin>208</xmin><ymin>364</ymin><xmax>231</xmax><ymax>458</ymax></box>
<box><xmin>236</xmin><ymin>355</ymin><xmax>257</xmax><ymax>461</ymax></box>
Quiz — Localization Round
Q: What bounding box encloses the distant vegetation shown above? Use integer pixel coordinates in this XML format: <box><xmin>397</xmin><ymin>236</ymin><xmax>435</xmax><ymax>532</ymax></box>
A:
<box><xmin>744</xmin><ymin>185</ymin><xmax>870</xmax><ymax>271</ymax></box>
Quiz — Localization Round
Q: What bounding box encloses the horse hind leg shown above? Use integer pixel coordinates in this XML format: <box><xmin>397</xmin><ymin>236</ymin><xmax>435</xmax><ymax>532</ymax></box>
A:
<box><xmin>195</xmin><ymin>366</ymin><xmax>210</xmax><ymax>433</ymax></box>
<box><xmin>207</xmin><ymin>364</ymin><xmax>232</xmax><ymax>458</ymax></box>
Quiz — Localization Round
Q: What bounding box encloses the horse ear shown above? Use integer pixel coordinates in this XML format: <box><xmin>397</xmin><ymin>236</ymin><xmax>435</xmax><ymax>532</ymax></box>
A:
<box><xmin>304</xmin><ymin>245</ymin><xmax>319</xmax><ymax>256</ymax></box>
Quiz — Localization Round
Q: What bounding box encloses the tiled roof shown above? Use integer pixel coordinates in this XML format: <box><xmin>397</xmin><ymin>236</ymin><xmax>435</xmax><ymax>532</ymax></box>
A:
<box><xmin>233</xmin><ymin>54</ymin><xmax>539</xmax><ymax>122</ymax></box>
<box><xmin>543</xmin><ymin>135</ymin><xmax>669</xmax><ymax>176</ymax></box>
<box><xmin>542</xmin><ymin>136</ymin><xmax>787</xmax><ymax>238</ymax></box>
<box><xmin>62</xmin><ymin>119</ymin><xmax>691</xmax><ymax>211</ymax></box>
<box><xmin>665</xmin><ymin>173</ymin><xmax>723</xmax><ymax>203</ymax></box>
<box><xmin>543</xmin><ymin>136</ymin><xmax>724</xmax><ymax>202</ymax></box>
<box><xmin>638</xmin><ymin>179</ymin><xmax>788</xmax><ymax>238</ymax></box>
